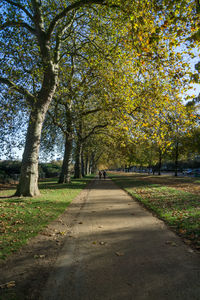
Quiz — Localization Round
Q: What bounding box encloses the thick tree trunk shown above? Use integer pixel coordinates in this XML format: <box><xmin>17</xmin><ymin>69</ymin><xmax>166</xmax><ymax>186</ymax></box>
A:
<box><xmin>74</xmin><ymin>140</ymin><xmax>82</xmax><ymax>179</ymax></box>
<box><xmin>16</xmin><ymin>63</ymin><xmax>58</xmax><ymax>196</ymax></box>
<box><xmin>15</xmin><ymin>107</ymin><xmax>48</xmax><ymax>196</ymax></box>
<box><xmin>58</xmin><ymin>135</ymin><xmax>72</xmax><ymax>184</ymax></box>
<box><xmin>158</xmin><ymin>150</ymin><xmax>162</xmax><ymax>176</ymax></box>
<box><xmin>81</xmin><ymin>151</ymin><xmax>85</xmax><ymax>177</ymax></box>
<box><xmin>84</xmin><ymin>154</ymin><xmax>89</xmax><ymax>175</ymax></box>
<box><xmin>58</xmin><ymin>105</ymin><xmax>73</xmax><ymax>183</ymax></box>
<box><xmin>174</xmin><ymin>141</ymin><xmax>179</xmax><ymax>177</ymax></box>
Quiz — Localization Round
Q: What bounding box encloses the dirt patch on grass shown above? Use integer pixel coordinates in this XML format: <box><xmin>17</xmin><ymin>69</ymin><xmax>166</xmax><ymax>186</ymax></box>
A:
<box><xmin>0</xmin><ymin>186</ymin><xmax>90</xmax><ymax>300</ymax></box>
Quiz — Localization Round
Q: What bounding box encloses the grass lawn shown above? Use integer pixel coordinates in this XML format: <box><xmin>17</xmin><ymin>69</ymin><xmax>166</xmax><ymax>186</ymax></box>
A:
<box><xmin>0</xmin><ymin>176</ymin><xmax>93</xmax><ymax>260</ymax></box>
<box><xmin>109</xmin><ymin>173</ymin><xmax>200</xmax><ymax>251</ymax></box>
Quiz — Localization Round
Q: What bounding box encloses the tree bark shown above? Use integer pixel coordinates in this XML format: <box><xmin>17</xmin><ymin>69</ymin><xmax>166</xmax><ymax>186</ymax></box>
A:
<box><xmin>15</xmin><ymin>106</ymin><xmax>48</xmax><ymax>196</ymax></box>
<box><xmin>74</xmin><ymin>140</ymin><xmax>82</xmax><ymax>179</ymax></box>
<box><xmin>16</xmin><ymin>64</ymin><xmax>58</xmax><ymax>196</ymax></box>
<box><xmin>58</xmin><ymin>134</ymin><xmax>72</xmax><ymax>183</ymax></box>
<box><xmin>84</xmin><ymin>154</ymin><xmax>89</xmax><ymax>175</ymax></box>
<box><xmin>174</xmin><ymin>141</ymin><xmax>179</xmax><ymax>177</ymax></box>
<box><xmin>158</xmin><ymin>149</ymin><xmax>162</xmax><ymax>176</ymax></box>
<box><xmin>58</xmin><ymin>105</ymin><xmax>73</xmax><ymax>183</ymax></box>
<box><xmin>81</xmin><ymin>151</ymin><xmax>85</xmax><ymax>177</ymax></box>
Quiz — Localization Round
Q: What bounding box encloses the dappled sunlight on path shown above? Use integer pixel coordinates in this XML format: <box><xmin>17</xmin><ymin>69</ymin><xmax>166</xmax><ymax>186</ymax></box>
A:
<box><xmin>41</xmin><ymin>178</ymin><xmax>200</xmax><ymax>300</ymax></box>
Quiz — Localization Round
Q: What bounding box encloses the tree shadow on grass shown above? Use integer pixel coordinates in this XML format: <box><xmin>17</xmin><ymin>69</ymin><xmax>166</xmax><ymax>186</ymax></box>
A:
<box><xmin>39</xmin><ymin>178</ymin><xmax>92</xmax><ymax>190</ymax></box>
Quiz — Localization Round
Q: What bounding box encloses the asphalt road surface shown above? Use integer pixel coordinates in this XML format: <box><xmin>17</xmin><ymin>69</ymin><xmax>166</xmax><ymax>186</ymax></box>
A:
<box><xmin>40</xmin><ymin>178</ymin><xmax>200</xmax><ymax>300</ymax></box>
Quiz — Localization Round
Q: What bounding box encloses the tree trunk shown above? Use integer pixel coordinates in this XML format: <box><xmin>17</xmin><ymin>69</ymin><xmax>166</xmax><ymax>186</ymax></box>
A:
<box><xmin>74</xmin><ymin>140</ymin><xmax>82</xmax><ymax>179</ymax></box>
<box><xmin>58</xmin><ymin>135</ymin><xmax>72</xmax><ymax>183</ymax></box>
<box><xmin>84</xmin><ymin>154</ymin><xmax>89</xmax><ymax>175</ymax></box>
<box><xmin>81</xmin><ymin>151</ymin><xmax>85</xmax><ymax>177</ymax></box>
<box><xmin>174</xmin><ymin>141</ymin><xmax>179</xmax><ymax>177</ymax></box>
<box><xmin>15</xmin><ymin>57</ymin><xmax>58</xmax><ymax>196</ymax></box>
<box><xmin>158</xmin><ymin>150</ymin><xmax>162</xmax><ymax>176</ymax></box>
<box><xmin>15</xmin><ymin>107</ymin><xmax>48</xmax><ymax>196</ymax></box>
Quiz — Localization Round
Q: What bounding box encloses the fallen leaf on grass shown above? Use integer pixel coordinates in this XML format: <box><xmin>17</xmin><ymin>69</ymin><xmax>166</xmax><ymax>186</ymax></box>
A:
<box><xmin>0</xmin><ymin>281</ymin><xmax>16</xmax><ymax>289</ymax></box>
<box><xmin>92</xmin><ymin>241</ymin><xmax>97</xmax><ymax>245</ymax></box>
<box><xmin>179</xmin><ymin>229</ymin><xmax>187</xmax><ymax>234</ymax></box>
<box><xmin>115</xmin><ymin>251</ymin><xmax>124</xmax><ymax>256</ymax></box>
<box><xmin>183</xmin><ymin>239</ymin><xmax>192</xmax><ymax>245</ymax></box>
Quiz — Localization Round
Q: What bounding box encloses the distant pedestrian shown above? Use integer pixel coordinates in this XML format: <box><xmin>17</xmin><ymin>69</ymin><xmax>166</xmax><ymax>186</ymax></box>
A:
<box><xmin>103</xmin><ymin>170</ymin><xmax>106</xmax><ymax>179</ymax></box>
<box><xmin>98</xmin><ymin>170</ymin><xmax>102</xmax><ymax>179</ymax></box>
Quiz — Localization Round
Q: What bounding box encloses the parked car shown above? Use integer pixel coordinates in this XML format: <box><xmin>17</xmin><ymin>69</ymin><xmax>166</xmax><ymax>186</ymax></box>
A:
<box><xmin>182</xmin><ymin>169</ymin><xmax>192</xmax><ymax>175</ymax></box>
<box><xmin>183</xmin><ymin>168</ymin><xmax>200</xmax><ymax>176</ymax></box>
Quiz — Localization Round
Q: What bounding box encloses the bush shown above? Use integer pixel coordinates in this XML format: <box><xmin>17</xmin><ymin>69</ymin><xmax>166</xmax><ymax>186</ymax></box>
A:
<box><xmin>0</xmin><ymin>160</ymin><xmax>62</xmax><ymax>180</ymax></box>
<box><xmin>0</xmin><ymin>160</ymin><xmax>21</xmax><ymax>181</ymax></box>
<box><xmin>40</xmin><ymin>163</ymin><xmax>61</xmax><ymax>178</ymax></box>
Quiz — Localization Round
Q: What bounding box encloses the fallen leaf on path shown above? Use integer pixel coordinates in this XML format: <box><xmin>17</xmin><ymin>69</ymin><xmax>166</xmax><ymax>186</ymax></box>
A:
<box><xmin>57</xmin><ymin>231</ymin><xmax>66</xmax><ymax>235</ymax></box>
<box><xmin>99</xmin><ymin>241</ymin><xmax>106</xmax><ymax>245</ymax></box>
<box><xmin>183</xmin><ymin>239</ymin><xmax>192</xmax><ymax>245</ymax></box>
<box><xmin>79</xmin><ymin>222</ymin><xmax>83</xmax><ymax>224</ymax></box>
<box><xmin>0</xmin><ymin>281</ymin><xmax>16</xmax><ymax>289</ymax></box>
<box><xmin>98</xmin><ymin>226</ymin><xmax>103</xmax><ymax>228</ymax></box>
<box><xmin>188</xmin><ymin>249</ymin><xmax>194</xmax><ymax>253</ymax></box>
<box><xmin>130</xmin><ymin>213</ymin><xmax>135</xmax><ymax>215</ymax></box>
<box><xmin>126</xmin><ymin>282</ymin><xmax>133</xmax><ymax>286</ymax></box>
<box><xmin>34</xmin><ymin>254</ymin><xmax>45</xmax><ymax>259</ymax></box>
<box><xmin>115</xmin><ymin>251</ymin><xmax>124</xmax><ymax>256</ymax></box>
<box><xmin>165</xmin><ymin>241</ymin><xmax>177</xmax><ymax>247</ymax></box>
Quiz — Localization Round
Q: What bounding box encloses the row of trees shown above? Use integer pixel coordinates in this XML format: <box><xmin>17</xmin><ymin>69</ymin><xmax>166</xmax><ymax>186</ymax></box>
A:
<box><xmin>0</xmin><ymin>0</ymin><xmax>200</xmax><ymax>196</ymax></box>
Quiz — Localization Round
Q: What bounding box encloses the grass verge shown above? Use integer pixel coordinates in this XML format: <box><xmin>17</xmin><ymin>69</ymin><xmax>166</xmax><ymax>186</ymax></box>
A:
<box><xmin>109</xmin><ymin>173</ymin><xmax>200</xmax><ymax>251</ymax></box>
<box><xmin>0</xmin><ymin>176</ymin><xmax>93</xmax><ymax>260</ymax></box>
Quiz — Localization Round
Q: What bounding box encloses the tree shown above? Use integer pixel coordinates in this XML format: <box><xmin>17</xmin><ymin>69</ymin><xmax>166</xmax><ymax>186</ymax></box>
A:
<box><xmin>0</xmin><ymin>0</ymin><xmax>122</xmax><ymax>196</ymax></box>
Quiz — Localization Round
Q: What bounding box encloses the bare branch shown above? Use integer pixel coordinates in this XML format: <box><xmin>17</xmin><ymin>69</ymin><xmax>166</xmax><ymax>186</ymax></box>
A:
<box><xmin>54</xmin><ymin>14</ymin><xmax>76</xmax><ymax>63</ymax></box>
<box><xmin>0</xmin><ymin>77</ymin><xmax>34</xmax><ymax>103</ymax></box>
<box><xmin>47</xmin><ymin>0</ymin><xmax>105</xmax><ymax>39</ymax></box>
<box><xmin>47</xmin><ymin>110</ymin><xmax>67</xmax><ymax>134</ymax></box>
<box><xmin>0</xmin><ymin>21</ymin><xmax>36</xmax><ymax>34</ymax></box>
<box><xmin>82</xmin><ymin>123</ymin><xmax>108</xmax><ymax>141</ymax></box>
<box><xmin>2</xmin><ymin>0</ymin><xmax>34</xmax><ymax>20</ymax></box>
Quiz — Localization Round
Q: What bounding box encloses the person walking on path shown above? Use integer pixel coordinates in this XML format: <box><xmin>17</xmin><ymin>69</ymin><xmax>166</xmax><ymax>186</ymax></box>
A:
<box><xmin>98</xmin><ymin>170</ymin><xmax>102</xmax><ymax>179</ymax></box>
<box><xmin>103</xmin><ymin>170</ymin><xmax>106</xmax><ymax>179</ymax></box>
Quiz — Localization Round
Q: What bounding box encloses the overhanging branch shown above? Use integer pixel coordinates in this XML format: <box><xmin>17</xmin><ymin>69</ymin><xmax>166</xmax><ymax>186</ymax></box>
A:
<box><xmin>2</xmin><ymin>0</ymin><xmax>34</xmax><ymax>20</ymax></box>
<box><xmin>82</xmin><ymin>123</ymin><xmax>108</xmax><ymax>141</ymax></box>
<box><xmin>0</xmin><ymin>21</ymin><xmax>36</xmax><ymax>34</ymax></box>
<box><xmin>0</xmin><ymin>77</ymin><xmax>34</xmax><ymax>103</ymax></box>
<box><xmin>46</xmin><ymin>0</ymin><xmax>105</xmax><ymax>39</ymax></box>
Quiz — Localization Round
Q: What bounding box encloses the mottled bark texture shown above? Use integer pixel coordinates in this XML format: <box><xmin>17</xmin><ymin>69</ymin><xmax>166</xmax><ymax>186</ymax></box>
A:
<box><xmin>58</xmin><ymin>135</ymin><xmax>72</xmax><ymax>184</ymax></box>
<box><xmin>74</xmin><ymin>140</ymin><xmax>82</xmax><ymax>179</ymax></box>
<box><xmin>174</xmin><ymin>141</ymin><xmax>179</xmax><ymax>177</ymax></box>
<box><xmin>16</xmin><ymin>105</ymin><xmax>50</xmax><ymax>196</ymax></box>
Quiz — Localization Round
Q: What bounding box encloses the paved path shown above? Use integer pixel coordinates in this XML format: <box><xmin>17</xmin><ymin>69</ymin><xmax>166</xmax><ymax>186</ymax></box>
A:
<box><xmin>41</xmin><ymin>178</ymin><xmax>200</xmax><ymax>300</ymax></box>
